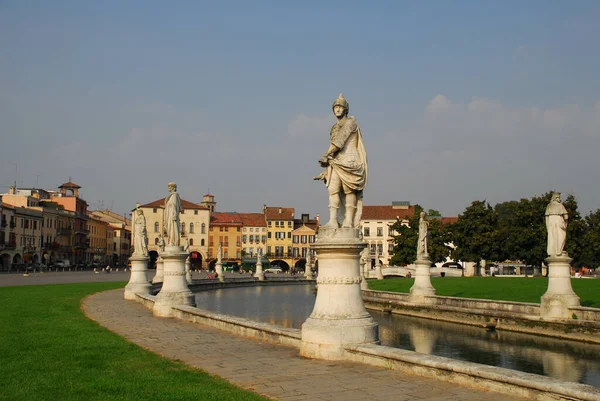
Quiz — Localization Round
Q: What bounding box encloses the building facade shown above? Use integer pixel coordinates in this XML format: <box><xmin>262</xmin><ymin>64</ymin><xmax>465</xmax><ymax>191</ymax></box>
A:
<box><xmin>138</xmin><ymin>198</ymin><xmax>210</xmax><ymax>269</ymax></box>
<box><xmin>209</xmin><ymin>212</ymin><xmax>243</xmax><ymax>268</ymax></box>
<box><xmin>361</xmin><ymin>201</ymin><xmax>415</xmax><ymax>267</ymax></box>
<box><xmin>264</xmin><ymin>206</ymin><xmax>295</xmax><ymax>270</ymax></box>
<box><xmin>239</xmin><ymin>213</ymin><xmax>267</xmax><ymax>258</ymax></box>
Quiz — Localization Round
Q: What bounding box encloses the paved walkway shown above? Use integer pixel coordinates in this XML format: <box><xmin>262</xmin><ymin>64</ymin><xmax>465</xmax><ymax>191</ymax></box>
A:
<box><xmin>83</xmin><ymin>289</ymin><xmax>522</xmax><ymax>401</ymax></box>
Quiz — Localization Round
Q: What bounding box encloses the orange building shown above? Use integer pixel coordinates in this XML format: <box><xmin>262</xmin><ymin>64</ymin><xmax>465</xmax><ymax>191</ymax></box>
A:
<box><xmin>50</xmin><ymin>181</ymin><xmax>89</xmax><ymax>264</ymax></box>
<box><xmin>208</xmin><ymin>212</ymin><xmax>242</xmax><ymax>268</ymax></box>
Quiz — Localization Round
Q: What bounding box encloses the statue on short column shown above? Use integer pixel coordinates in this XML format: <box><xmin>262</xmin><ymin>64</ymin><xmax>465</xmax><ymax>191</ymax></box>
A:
<box><xmin>157</xmin><ymin>236</ymin><xmax>165</xmax><ymax>253</ymax></box>
<box><xmin>314</xmin><ymin>94</ymin><xmax>368</xmax><ymax>230</ymax></box>
<box><xmin>545</xmin><ymin>192</ymin><xmax>568</xmax><ymax>257</ymax></box>
<box><xmin>133</xmin><ymin>208</ymin><xmax>149</xmax><ymax>257</ymax></box>
<box><xmin>164</xmin><ymin>182</ymin><xmax>182</xmax><ymax>247</ymax></box>
<box><xmin>217</xmin><ymin>243</ymin><xmax>222</xmax><ymax>263</ymax></box>
<box><xmin>417</xmin><ymin>212</ymin><xmax>429</xmax><ymax>260</ymax></box>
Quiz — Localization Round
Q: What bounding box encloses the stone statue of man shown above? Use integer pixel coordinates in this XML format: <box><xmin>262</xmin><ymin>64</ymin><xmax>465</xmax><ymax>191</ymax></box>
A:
<box><xmin>217</xmin><ymin>243</ymin><xmax>222</xmax><ymax>263</ymax></box>
<box><xmin>133</xmin><ymin>208</ymin><xmax>148</xmax><ymax>256</ymax></box>
<box><xmin>545</xmin><ymin>192</ymin><xmax>568</xmax><ymax>257</ymax></box>
<box><xmin>314</xmin><ymin>94</ymin><xmax>368</xmax><ymax>230</ymax></box>
<box><xmin>157</xmin><ymin>236</ymin><xmax>165</xmax><ymax>253</ymax></box>
<box><xmin>183</xmin><ymin>238</ymin><xmax>190</xmax><ymax>253</ymax></box>
<box><xmin>164</xmin><ymin>182</ymin><xmax>182</xmax><ymax>246</ymax></box>
<box><xmin>417</xmin><ymin>211</ymin><xmax>429</xmax><ymax>260</ymax></box>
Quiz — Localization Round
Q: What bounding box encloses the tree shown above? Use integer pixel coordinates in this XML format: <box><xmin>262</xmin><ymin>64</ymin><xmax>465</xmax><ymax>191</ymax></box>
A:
<box><xmin>450</xmin><ymin>200</ymin><xmax>502</xmax><ymax>263</ymax></box>
<box><xmin>495</xmin><ymin>192</ymin><xmax>584</xmax><ymax>268</ymax></box>
<box><xmin>579</xmin><ymin>209</ymin><xmax>600</xmax><ymax>270</ymax></box>
<box><xmin>389</xmin><ymin>205</ymin><xmax>452</xmax><ymax>266</ymax></box>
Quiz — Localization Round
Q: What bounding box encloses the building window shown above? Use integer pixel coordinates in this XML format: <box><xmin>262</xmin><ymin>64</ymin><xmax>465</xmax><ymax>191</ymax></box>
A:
<box><xmin>287</xmin><ymin>232</ymin><xmax>291</xmax><ymax>239</ymax></box>
<box><xmin>237</xmin><ymin>227</ymin><xmax>240</xmax><ymax>232</ymax></box>
<box><xmin>249</xmin><ymin>235</ymin><xmax>253</xmax><ymax>242</ymax></box>
<box><xmin>302</xmin><ymin>248</ymin><xmax>307</xmax><ymax>258</ymax></box>
<box><xmin>288</xmin><ymin>221</ymin><xmax>292</xmax><ymax>227</ymax></box>
<box><xmin>301</xmin><ymin>235</ymin><xmax>307</xmax><ymax>243</ymax></box>
<box><xmin>243</xmin><ymin>235</ymin><xmax>247</xmax><ymax>243</ymax></box>
<box><xmin>268</xmin><ymin>221</ymin><xmax>272</xmax><ymax>227</ymax></box>
<box><xmin>189</xmin><ymin>239</ymin><xmax>194</xmax><ymax>246</ymax></box>
<box><xmin>201</xmin><ymin>223</ymin><xmax>206</xmax><ymax>234</ymax></box>
<box><xmin>190</xmin><ymin>223</ymin><xmax>194</xmax><ymax>233</ymax></box>
<box><xmin>364</xmin><ymin>227</ymin><xmax>370</xmax><ymax>237</ymax></box>
<box><xmin>293</xmin><ymin>247</ymin><xmax>299</xmax><ymax>257</ymax></box>
<box><xmin>155</xmin><ymin>237</ymin><xmax>159</xmax><ymax>245</ymax></box>
<box><xmin>194</xmin><ymin>210</ymin><xmax>198</xmax><ymax>215</ymax></box>
<box><xmin>201</xmin><ymin>239</ymin><xmax>205</xmax><ymax>246</ymax></box>
<box><xmin>224</xmin><ymin>251</ymin><xmax>228</xmax><ymax>258</ymax></box>
<box><xmin>377</xmin><ymin>244</ymin><xmax>383</xmax><ymax>254</ymax></box>
<box><xmin>153</xmin><ymin>208</ymin><xmax>157</xmax><ymax>213</ymax></box>
<box><xmin>293</xmin><ymin>235</ymin><xmax>299</xmax><ymax>243</ymax></box>
<box><xmin>250</xmin><ymin>228</ymin><xmax>253</xmax><ymax>232</ymax></box>
<box><xmin>268</xmin><ymin>232</ymin><xmax>272</xmax><ymax>239</ymax></box>
<box><xmin>309</xmin><ymin>235</ymin><xmax>315</xmax><ymax>243</ymax></box>
<box><xmin>154</xmin><ymin>222</ymin><xmax>159</xmax><ymax>233</ymax></box>
<box><xmin>388</xmin><ymin>243</ymin><xmax>394</xmax><ymax>252</ymax></box>
<box><xmin>377</xmin><ymin>227</ymin><xmax>383</xmax><ymax>237</ymax></box>
<box><xmin>181</xmin><ymin>222</ymin><xmax>185</xmax><ymax>233</ymax></box>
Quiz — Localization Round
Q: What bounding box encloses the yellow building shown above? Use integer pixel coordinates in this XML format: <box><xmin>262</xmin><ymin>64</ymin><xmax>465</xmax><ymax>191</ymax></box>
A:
<box><xmin>239</xmin><ymin>213</ymin><xmax>267</xmax><ymax>258</ymax></box>
<box><xmin>87</xmin><ymin>213</ymin><xmax>109</xmax><ymax>265</ymax></box>
<box><xmin>89</xmin><ymin>210</ymin><xmax>131</xmax><ymax>268</ymax></box>
<box><xmin>138</xmin><ymin>198</ymin><xmax>210</xmax><ymax>269</ymax></box>
<box><xmin>208</xmin><ymin>212</ymin><xmax>242</xmax><ymax>268</ymax></box>
<box><xmin>291</xmin><ymin>213</ymin><xmax>319</xmax><ymax>271</ymax></box>
<box><xmin>264</xmin><ymin>206</ymin><xmax>295</xmax><ymax>271</ymax></box>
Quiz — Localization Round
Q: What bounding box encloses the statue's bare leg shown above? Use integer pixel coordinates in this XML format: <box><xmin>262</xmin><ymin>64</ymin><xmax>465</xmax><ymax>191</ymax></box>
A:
<box><xmin>342</xmin><ymin>192</ymin><xmax>357</xmax><ymax>228</ymax></box>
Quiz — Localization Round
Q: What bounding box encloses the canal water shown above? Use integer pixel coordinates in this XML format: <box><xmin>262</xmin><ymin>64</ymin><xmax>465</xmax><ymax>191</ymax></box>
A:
<box><xmin>194</xmin><ymin>284</ymin><xmax>600</xmax><ymax>387</ymax></box>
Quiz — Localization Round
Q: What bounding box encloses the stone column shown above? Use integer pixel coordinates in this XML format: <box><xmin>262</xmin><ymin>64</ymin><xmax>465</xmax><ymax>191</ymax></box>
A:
<box><xmin>301</xmin><ymin>228</ymin><xmax>379</xmax><ymax>361</ymax></box>
<box><xmin>185</xmin><ymin>257</ymin><xmax>193</xmax><ymax>284</ymax></box>
<box><xmin>255</xmin><ymin>255</ymin><xmax>264</xmax><ymax>281</ymax></box>
<box><xmin>124</xmin><ymin>255</ymin><xmax>151</xmax><ymax>300</ymax></box>
<box><xmin>152</xmin><ymin>256</ymin><xmax>164</xmax><ymax>284</ymax></box>
<box><xmin>409</xmin><ymin>257</ymin><xmax>436</xmax><ymax>304</ymax></box>
<box><xmin>153</xmin><ymin>246</ymin><xmax>195</xmax><ymax>317</ymax></box>
<box><xmin>215</xmin><ymin>260</ymin><xmax>225</xmax><ymax>283</ymax></box>
<box><xmin>540</xmin><ymin>255</ymin><xmax>580</xmax><ymax>319</ymax></box>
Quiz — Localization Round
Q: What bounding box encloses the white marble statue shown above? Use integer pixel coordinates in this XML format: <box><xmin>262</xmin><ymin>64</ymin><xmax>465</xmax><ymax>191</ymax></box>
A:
<box><xmin>157</xmin><ymin>236</ymin><xmax>165</xmax><ymax>253</ymax></box>
<box><xmin>546</xmin><ymin>192</ymin><xmax>568</xmax><ymax>257</ymax></box>
<box><xmin>164</xmin><ymin>182</ymin><xmax>182</xmax><ymax>247</ymax></box>
<box><xmin>217</xmin><ymin>243</ymin><xmax>222</xmax><ymax>263</ymax></box>
<box><xmin>183</xmin><ymin>238</ymin><xmax>190</xmax><ymax>254</ymax></box>
<box><xmin>314</xmin><ymin>94</ymin><xmax>368</xmax><ymax>230</ymax></box>
<box><xmin>417</xmin><ymin>211</ymin><xmax>429</xmax><ymax>260</ymax></box>
<box><xmin>133</xmin><ymin>208</ymin><xmax>149</xmax><ymax>256</ymax></box>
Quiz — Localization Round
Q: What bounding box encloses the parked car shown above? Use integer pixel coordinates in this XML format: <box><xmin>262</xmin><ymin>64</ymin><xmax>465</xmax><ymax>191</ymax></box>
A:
<box><xmin>264</xmin><ymin>267</ymin><xmax>283</xmax><ymax>274</ymax></box>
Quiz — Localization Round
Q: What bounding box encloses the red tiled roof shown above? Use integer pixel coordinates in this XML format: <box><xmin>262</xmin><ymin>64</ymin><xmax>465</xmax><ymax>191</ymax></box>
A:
<box><xmin>441</xmin><ymin>217</ymin><xmax>459</xmax><ymax>225</ymax></box>
<box><xmin>238</xmin><ymin>213</ymin><xmax>266</xmax><ymax>227</ymax></box>
<box><xmin>264</xmin><ymin>207</ymin><xmax>294</xmax><ymax>220</ymax></box>
<box><xmin>294</xmin><ymin>218</ymin><xmax>319</xmax><ymax>231</ymax></box>
<box><xmin>361</xmin><ymin>205</ymin><xmax>415</xmax><ymax>221</ymax></box>
<box><xmin>211</xmin><ymin>212</ymin><xmax>243</xmax><ymax>226</ymax></box>
<box><xmin>139</xmin><ymin>198</ymin><xmax>208</xmax><ymax>210</ymax></box>
<box><xmin>58</xmin><ymin>181</ymin><xmax>81</xmax><ymax>189</ymax></box>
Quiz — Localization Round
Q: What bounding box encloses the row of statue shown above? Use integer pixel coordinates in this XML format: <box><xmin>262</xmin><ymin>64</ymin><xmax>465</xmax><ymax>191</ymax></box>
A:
<box><xmin>132</xmin><ymin>95</ymin><xmax>569</xmax><ymax>265</ymax></box>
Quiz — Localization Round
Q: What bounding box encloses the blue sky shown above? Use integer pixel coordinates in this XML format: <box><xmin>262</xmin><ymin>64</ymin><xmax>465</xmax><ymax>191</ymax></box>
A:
<box><xmin>1</xmin><ymin>1</ymin><xmax>599</xmax><ymax>218</ymax></box>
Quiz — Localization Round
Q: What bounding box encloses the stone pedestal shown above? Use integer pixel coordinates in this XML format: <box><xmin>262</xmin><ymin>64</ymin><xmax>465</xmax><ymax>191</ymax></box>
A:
<box><xmin>153</xmin><ymin>246</ymin><xmax>195</xmax><ymax>317</ymax></box>
<box><xmin>256</xmin><ymin>258</ymin><xmax>265</xmax><ymax>281</ymax></box>
<box><xmin>541</xmin><ymin>255</ymin><xmax>580</xmax><ymax>319</ymax></box>
<box><xmin>124</xmin><ymin>255</ymin><xmax>151</xmax><ymax>300</ymax></box>
<box><xmin>215</xmin><ymin>260</ymin><xmax>225</xmax><ymax>283</ymax></box>
<box><xmin>185</xmin><ymin>258</ymin><xmax>193</xmax><ymax>284</ymax></box>
<box><xmin>301</xmin><ymin>228</ymin><xmax>379</xmax><ymax>361</ymax></box>
<box><xmin>152</xmin><ymin>257</ymin><xmax>164</xmax><ymax>284</ymax></box>
<box><xmin>409</xmin><ymin>258</ymin><xmax>436</xmax><ymax>304</ymax></box>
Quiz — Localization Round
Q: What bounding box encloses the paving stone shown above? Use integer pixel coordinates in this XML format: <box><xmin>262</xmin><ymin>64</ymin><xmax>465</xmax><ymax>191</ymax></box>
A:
<box><xmin>83</xmin><ymin>289</ymin><xmax>524</xmax><ymax>401</ymax></box>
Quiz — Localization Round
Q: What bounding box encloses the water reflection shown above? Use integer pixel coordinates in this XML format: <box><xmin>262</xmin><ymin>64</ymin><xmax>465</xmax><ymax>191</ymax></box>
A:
<box><xmin>193</xmin><ymin>284</ymin><xmax>600</xmax><ymax>386</ymax></box>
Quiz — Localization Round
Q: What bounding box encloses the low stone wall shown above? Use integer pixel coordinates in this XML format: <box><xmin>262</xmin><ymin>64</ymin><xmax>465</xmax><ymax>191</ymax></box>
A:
<box><xmin>362</xmin><ymin>289</ymin><xmax>600</xmax><ymax>343</ymax></box>
<box><xmin>344</xmin><ymin>344</ymin><xmax>600</xmax><ymax>401</ymax></box>
<box><xmin>172</xmin><ymin>305</ymin><xmax>302</xmax><ymax>348</ymax></box>
<box><xmin>128</xmin><ymin>280</ymin><xmax>600</xmax><ymax>400</ymax></box>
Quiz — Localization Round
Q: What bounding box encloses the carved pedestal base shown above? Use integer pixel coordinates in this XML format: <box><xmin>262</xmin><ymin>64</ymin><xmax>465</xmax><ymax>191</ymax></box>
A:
<box><xmin>124</xmin><ymin>255</ymin><xmax>151</xmax><ymax>300</ymax></box>
<box><xmin>152</xmin><ymin>257</ymin><xmax>164</xmax><ymax>284</ymax></box>
<box><xmin>409</xmin><ymin>258</ymin><xmax>436</xmax><ymax>304</ymax></box>
<box><xmin>301</xmin><ymin>228</ymin><xmax>379</xmax><ymax>361</ymax></box>
<box><xmin>541</xmin><ymin>255</ymin><xmax>580</xmax><ymax>319</ymax></box>
<box><xmin>153</xmin><ymin>246</ymin><xmax>195</xmax><ymax>317</ymax></box>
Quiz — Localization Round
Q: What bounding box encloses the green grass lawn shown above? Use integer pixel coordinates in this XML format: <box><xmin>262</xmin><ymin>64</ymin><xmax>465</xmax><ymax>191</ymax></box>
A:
<box><xmin>0</xmin><ymin>282</ymin><xmax>266</xmax><ymax>401</ymax></box>
<box><xmin>368</xmin><ymin>277</ymin><xmax>600</xmax><ymax>308</ymax></box>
